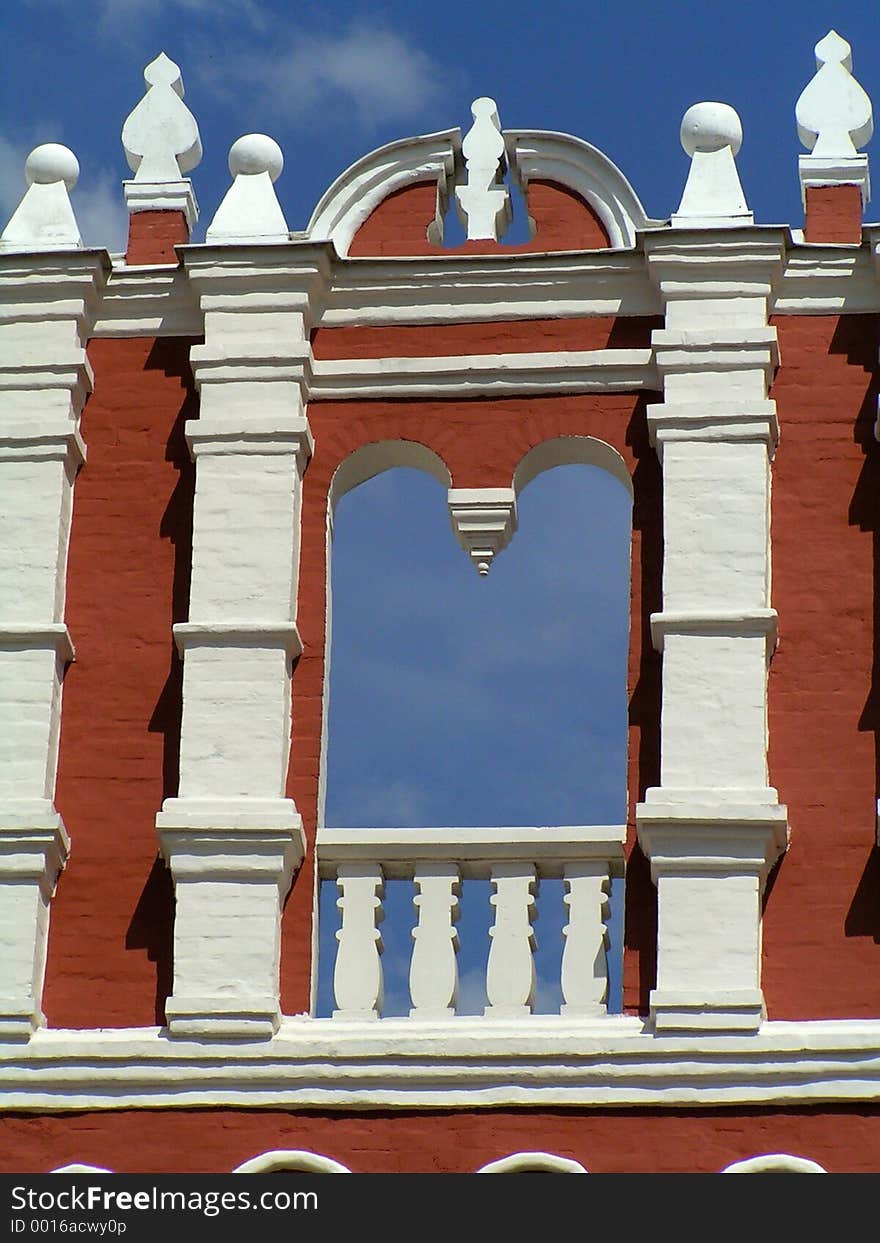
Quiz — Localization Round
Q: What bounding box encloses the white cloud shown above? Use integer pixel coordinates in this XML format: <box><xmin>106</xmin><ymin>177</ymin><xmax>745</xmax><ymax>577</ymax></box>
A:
<box><xmin>211</xmin><ymin>21</ymin><xmax>445</xmax><ymax>130</ymax></box>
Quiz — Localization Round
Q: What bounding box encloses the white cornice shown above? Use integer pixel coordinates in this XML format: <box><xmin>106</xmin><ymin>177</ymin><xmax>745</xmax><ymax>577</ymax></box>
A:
<box><xmin>5</xmin><ymin>1019</ymin><xmax>880</xmax><ymax>1109</ymax></box>
<box><xmin>91</xmin><ymin>266</ymin><xmax>201</xmax><ymax>337</ymax></box>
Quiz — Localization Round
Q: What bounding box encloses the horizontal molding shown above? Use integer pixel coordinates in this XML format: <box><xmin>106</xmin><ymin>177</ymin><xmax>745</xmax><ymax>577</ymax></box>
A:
<box><xmin>184</xmin><ymin>415</ymin><xmax>312</xmax><ymax>459</ymax></box>
<box><xmin>0</xmin><ymin>623</ymin><xmax>74</xmax><ymax>662</ymax></box>
<box><xmin>309</xmin><ymin>349</ymin><xmax>658</xmax><ymax>398</ymax></box>
<box><xmin>0</xmin><ymin>422</ymin><xmax>86</xmax><ymax>465</ymax></box>
<box><xmin>318</xmin><ymin>825</ymin><xmax>626</xmax><ymax>880</ymax></box>
<box><xmin>91</xmin><ymin>267</ymin><xmax>201</xmax><ymax>337</ymax></box>
<box><xmin>5</xmin><ymin>1018</ymin><xmax>880</xmax><ymax>1109</ymax></box>
<box><xmin>650</xmin><ymin>609</ymin><xmax>777</xmax><ymax>653</ymax></box>
<box><xmin>172</xmin><ymin>622</ymin><xmax>302</xmax><ymax>657</ymax></box>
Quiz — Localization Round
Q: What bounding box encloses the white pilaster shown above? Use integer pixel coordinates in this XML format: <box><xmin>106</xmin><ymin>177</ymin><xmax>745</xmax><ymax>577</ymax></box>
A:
<box><xmin>637</xmin><ymin>217</ymin><xmax>789</xmax><ymax>1034</ymax></box>
<box><xmin>156</xmin><ymin>241</ymin><xmax>331</xmax><ymax>1038</ymax></box>
<box><xmin>0</xmin><ymin>250</ymin><xmax>108</xmax><ymax>1037</ymax></box>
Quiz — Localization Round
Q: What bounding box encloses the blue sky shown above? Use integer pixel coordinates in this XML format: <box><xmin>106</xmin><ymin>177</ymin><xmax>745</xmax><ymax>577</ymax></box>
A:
<box><xmin>5</xmin><ymin>0</ymin><xmax>877</xmax><ymax>1014</ymax></box>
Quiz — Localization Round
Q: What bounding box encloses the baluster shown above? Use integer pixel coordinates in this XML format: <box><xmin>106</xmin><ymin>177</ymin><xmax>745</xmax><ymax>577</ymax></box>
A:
<box><xmin>485</xmin><ymin>863</ymin><xmax>536</xmax><ymax>1017</ymax></box>
<box><xmin>409</xmin><ymin>863</ymin><xmax>461</xmax><ymax>1018</ymax></box>
<box><xmin>561</xmin><ymin>864</ymin><xmax>611</xmax><ymax>1016</ymax></box>
<box><xmin>333</xmin><ymin>864</ymin><xmax>384</xmax><ymax>1019</ymax></box>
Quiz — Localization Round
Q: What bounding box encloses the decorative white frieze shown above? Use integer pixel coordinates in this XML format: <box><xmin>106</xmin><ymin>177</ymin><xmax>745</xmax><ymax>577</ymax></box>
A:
<box><xmin>455</xmin><ymin>97</ymin><xmax>512</xmax><ymax>241</ymax></box>
<box><xmin>122</xmin><ymin>52</ymin><xmax>201</xmax><ymax>226</ymax></box>
<box><xmin>637</xmin><ymin>227</ymin><xmax>789</xmax><ymax>1034</ymax></box>
<box><xmin>156</xmin><ymin>242</ymin><xmax>331</xmax><ymax>1039</ymax></box>
<box><xmin>0</xmin><ymin>249</ymin><xmax>108</xmax><ymax>1038</ymax></box>
<box><xmin>448</xmin><ymin>487</ymin><xmax>517</xmax><ymax>575</ymax></box>
<box><xmin>796</xmin><ymin>30</ymin><xmax>872</xmax><ymax>205</ymax></box>
<box><xmin>672</xmin><ymin>103</ymin><xmax>753</xmax><ymax>228</ymax></box>
<box><xmin>0</xmin><ymin>146</ymin><xmax>82</xmax><ymax>254</ymax></box>
<box><xmin>206</xmin><ymin>135</ymin><xmax>289</xmax><ymax>245</ymax></box>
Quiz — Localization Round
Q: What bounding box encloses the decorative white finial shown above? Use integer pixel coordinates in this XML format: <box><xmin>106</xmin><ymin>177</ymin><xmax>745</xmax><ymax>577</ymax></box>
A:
<box><xmin>796</xmin><ymin>31</ymin><xmax>872</xmax><ymax>206</ymax></box>
<box><xmin>122</xmin><ymin>52</ymin><xmax>201</xmax><ymax>226</ymax></box>
<box><xmin>0</xmin><ymin>144</ymin><xmax>83</xmax><ymax>253</ymax></box>
<box><xmin>455</xmin><ymin>97</ymin><xmax>512</xmax><ymax>241</ymax></box>
<box><xmin>205</xmin><ymin>134</ymin><xmax>289</xmax><ymax>245</ymax></box>
<box><xmin>671</xmin><ymin>102</ymin><xmax>753</xmax><ymax>228</ymax></box>
<box><xmin>448</xmin><ymin>488</ymin><xmax>517</xmax><ymax>576</ymax></box>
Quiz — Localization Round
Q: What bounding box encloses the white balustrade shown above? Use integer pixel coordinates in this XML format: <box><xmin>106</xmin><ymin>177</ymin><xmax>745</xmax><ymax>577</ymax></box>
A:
<box><xmin>317</xmin><ymin>826</ymin><xmax>624</xmax><ymax>1022</ymax></box>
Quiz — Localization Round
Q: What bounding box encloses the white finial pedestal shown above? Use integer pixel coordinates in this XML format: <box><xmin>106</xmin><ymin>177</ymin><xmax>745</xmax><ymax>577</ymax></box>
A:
<box><xmin>122</xmin><ymin>52</ymin><xmax>201</xmax><ymax>261</ymax></box>
<box><xmin>671</xmin><ymin>102</ymin><xmax>753</xmax><ymax>228</ymax></box>
<box><xmin>796</xmin><ymin>30</ymin><xmax>872</xmax><ymax>242</ymax></box>
<box><xmin>206</xmin><ymin>135</ymin><xmax>290</xmax><ymax>245</ymax></box>
<box><xmin>0</xmin><ymin>145</ymin><xmax>82</xmax><ymax>253</ymax></box>
<box><xmin>448</xmin><ymin>488</ymin><xmax>517</xmax><ymax>576</ymax></box>
<box><xmin>455</xmin><ymin>97</ymin><xmax>512</xmax><ymax>242</ymax></box>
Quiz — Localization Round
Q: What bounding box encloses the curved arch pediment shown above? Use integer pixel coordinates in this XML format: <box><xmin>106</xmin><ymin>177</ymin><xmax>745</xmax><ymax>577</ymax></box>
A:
<box><xmin>305</xmin><ymin>130</ymin><xmax>460</xmax><ymax>258</ymax></box>
<box><xmin>506</xmin><ymin>130</ymin><xmax>657</xmax><ymax>248</ymax></box>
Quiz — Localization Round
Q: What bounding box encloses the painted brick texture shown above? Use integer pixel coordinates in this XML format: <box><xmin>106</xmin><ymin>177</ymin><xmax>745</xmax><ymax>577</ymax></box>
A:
<box><xmin>765</xmin><ymin>314</ymin><xmax>880</xmax><ymax>1018</ymax></box>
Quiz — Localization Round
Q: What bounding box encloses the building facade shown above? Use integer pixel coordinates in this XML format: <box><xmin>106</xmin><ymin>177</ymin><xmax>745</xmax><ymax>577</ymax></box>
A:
<box><xmin>2</xmin><ymin>32</ymin><xmax>880</xmax><ymax>1174</ymax></box>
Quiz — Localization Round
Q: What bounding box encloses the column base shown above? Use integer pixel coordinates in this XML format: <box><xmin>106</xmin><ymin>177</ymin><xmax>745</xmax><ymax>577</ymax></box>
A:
<box><xmin>650</xmin><ymin>989</ymin><xmax>765</xmax><ymax>1035</ymax></box>
<box><xmin>165</xmin><ymin>995</ymin><xmax>280</xmax><ymax>1040</ymax></box>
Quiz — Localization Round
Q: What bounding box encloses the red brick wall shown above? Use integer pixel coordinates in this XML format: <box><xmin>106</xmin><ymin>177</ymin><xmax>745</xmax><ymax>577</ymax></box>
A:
<box><xmin>348</xmin><ymin>179</ymin><xmax>609</xmax><ymax>257</ymax></box>
<box><xmin>2</xmin><ymin>1105</ymin><xmax>878</xmax><ymax>1173</ymax></box>
<box><xmin>44</xmin><ymin>337</ymin><xmax>198</xmax><ymax>1028</ymax></box>
<box><xmin>765</xmin><ymin>314</ymin><xmax>880</xmax><ymax>1018</ymax></box>
<box><xmin>804</xmin><ymin>185</ymin><xmax>863</xmax><ymax>244</ymax></box>
<box><xmin>125</xmin><ymin>211</ymin><xmax>190</xmax><ymax>265</ymax></box>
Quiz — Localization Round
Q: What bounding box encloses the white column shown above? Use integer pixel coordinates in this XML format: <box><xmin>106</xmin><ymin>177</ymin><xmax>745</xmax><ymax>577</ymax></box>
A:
<box><xmin>0</xmin><ymin>252</ymin><xmax>108</xmax><ymax>1037</ymax></box>
<box><xmin>409</xmin><ymin>862</ymin><xmax>460</xmax><ymax>1018</ymax></box>
<box><xmin>485</xmin><ymin>863</ymin><xmax>537</xmax><ymax>1017</ymax></box>
<box><xmin>637</xmin><ymin>230</ymin><xmax>789</xmax><ymax>1034</ymax></box>
<box><xmin>157</xmin><ymin>244</ymin><xmax>331</xmax><ymax>1038</ymax></box>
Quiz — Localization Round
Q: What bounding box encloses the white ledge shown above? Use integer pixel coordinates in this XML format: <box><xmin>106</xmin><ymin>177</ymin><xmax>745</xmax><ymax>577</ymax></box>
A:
<box><xmin>0</xmin><ymin>623</ymin><xmax>74</xmax><ymax>662</ymax></box>
<box><xmin>172</xmin><ymin>622</ymin><xmax>302</xmax><ymax>657</ymax></box>
<box><xmin>650</xmin><ymin>609</ymin><xmax>778</xmax><ymax>654</ymax></box>
<box><xmin>4</xmin><ymin>1019</ymin><xmax>880</xmax><ymax>1109</ymax></box>
<box><xmin>309</xmin><ymin>349</ymin><xmax>658</xmax><ymax>398</ymax></box>
<box><xmin>317</xmin><ymin>825</ymin><xmax>627</xmax><ymax>879</ymax></box>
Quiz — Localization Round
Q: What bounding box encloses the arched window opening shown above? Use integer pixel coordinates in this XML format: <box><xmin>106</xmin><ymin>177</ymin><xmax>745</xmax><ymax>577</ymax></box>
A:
<box><xmin>722</xmin><ymin>1154</ymin><xmax>828</xmax><ymax>1174</ymax></box>
<box><xmin>477</xmin><ymin>1152</ymin><xmax>588</xmax><ymax>1174</ymax></box>
<box><xmin>318</xmin><ymin>459</ymin><xmax>631</xmax><ymax>1019</ymax></box>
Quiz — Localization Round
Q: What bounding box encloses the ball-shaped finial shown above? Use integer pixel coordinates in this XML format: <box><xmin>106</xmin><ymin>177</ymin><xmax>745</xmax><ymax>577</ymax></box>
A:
<box><xmin>25</xmin><ymin>143</ymin><xmax>80</xmax><ymax>189</ymax></box>
<box><xmin>228</xmin><ymin>134</ymin><xmax>283</xmax><ymax>182</ymax></box>
<box><xmin>680</xmin><ymin>102</ymin><xmax>743</xmax><ymax>156</ymax></box>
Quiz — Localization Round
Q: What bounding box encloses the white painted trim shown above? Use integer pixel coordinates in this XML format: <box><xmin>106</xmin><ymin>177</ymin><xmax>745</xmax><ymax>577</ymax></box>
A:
<box><xmin>329</xmin><ymin>441</ymin><xmax>452</xmax><ymax>516</ymax></box>
<box><xmin>233</xmin><ymin>1150</ymin><xmax>350</xmax><ymax>1174</ymax></box>
<box><xmin>317</xmin><ymin>825</ymin><xmax>627</xmax><ymax>880</ymax></box>
<box><xmin>513</xmin><ymin>436</ymin><xmax>633</xmax><ymax>499</ymax></box>
<box><xmin>506</xmin><ymin>130</ymin><xmax>658</xmax><ymax>248</ymax></box>
<box><xmin>309</xmin><ymin>349</ymin><xmax>657</xmax><ymax>399</ymax></box>
<box><xmin>123</xmin><ymin>179</ymin><xmax>198</xmax><ymax>229</ymax></box>
<box><xmin>91</xmin><ymin>267</ymin><xmax>201</xmax><ymax>337</ymax></box>
<box><xmin>305</xmin><ymin>130</ymin><xmax>459</xmax><ymax>257</ymax></box>
<box><xmin>7</xmin><ymin>1020</ymin><xmax>880</xmax><ymax>1109</ymax></box>
<box><xmin>477</xmin><ymin>1152</ymin><xmax>588</xmax><ymax>1173</ymax></box>
<box><xmin>722</xmin><ymin>1154</ymin><xmax>827</xmax><ymax>1174</ymax></box>
<box><xmin>50</xmin><ymin>1164</ymin><xmax>112</xmax><ymax>1175</ymax></box>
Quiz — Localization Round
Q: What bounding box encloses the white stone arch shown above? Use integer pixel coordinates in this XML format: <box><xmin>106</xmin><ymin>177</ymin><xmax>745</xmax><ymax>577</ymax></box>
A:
<box><xmin>233</xmin><ymin>1149</ymin><xmax>351</xmax><ymax>1174</ymax></box>
<box><xmin>50</xmin><ymin>1164</ymin><xmax>112</xmax><ymax>1174</ymax></box>
<box><xmin>305</xmin><ymin>131</ymin><xmax>459</xmax><ymax>257</ymax></box>
<box><xmin>477</xmin><ymin>1151</ymin><xmax>588</xmax><ymax>1173</ymax></box>
<box><xmin>722</xmin><ymin>1154</ymin><xmax>828</xmax><ymax>1174</ymax></box>
<box><xmin>329</xmin><ymin>439</ymin><xmax>452</xmax><ymax>519</ymax></box>
<box><xmin>512</xmin><ymin>435</ymin><xmax>633</xmax><ymax>501</ymax></box>
<box><xmin>506</xmin><ymin>130</ymin><xmax>658</xmax><ymax>248</ymax></box>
